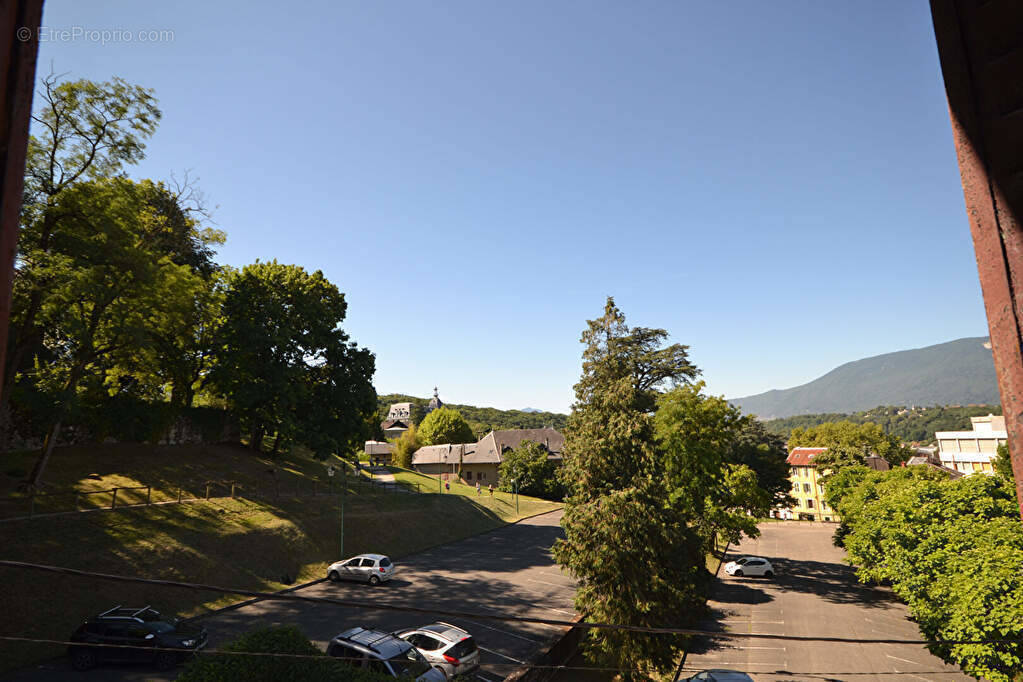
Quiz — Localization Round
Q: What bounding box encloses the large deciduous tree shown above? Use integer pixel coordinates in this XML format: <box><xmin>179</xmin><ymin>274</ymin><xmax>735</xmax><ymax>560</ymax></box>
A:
<box><xmin>788</xmin><ymin>420</ymin><xmax>912</xmax><ymax>469</ymax></box>
<box><xmin>554</xmin><ymin>298</ymin><xmax>708</xmax><ymax>677</ymax></box>
<box><xmin>9</xmin><ymin>75</ymin><xmax>161</xmax><ymax>407</ymax></box>
<box><xmin>23</xmin><ymin>178</ymin><xmax>204</xmax><ymax>486</ymax></box>
<box><xmin>655</xmin><ymin>383</ymin><xmax>772</xmax><ymax>553</ymax></box>
<box><xmin>210</xmin><ymin>262</ymin><xmax>375</xmax><ymax>457</ymax></box>
<box><xmin>417</xmin><ymin>407</ymin><xmax>474</xmax><ymax>446</ymax></box>
<box><xmin>498</xmin><ymin>440</ymin><xmax>564</xmax><ymax>500</ymax></box>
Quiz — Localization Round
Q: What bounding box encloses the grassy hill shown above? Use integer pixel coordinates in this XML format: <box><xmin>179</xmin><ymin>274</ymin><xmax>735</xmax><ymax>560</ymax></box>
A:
<box><xmin>0</xmin><ymin>443</ymin><xmax>560</xmax><ymax>672</ymax></box>
<box><xmin>377</xmin><ymin>394</ymin><xmax>568</xmax><ymax>437</ymax></box>
<box><xmin>729</xmin><ymin>337</ymin><xmax>999</xmax><ymax>419</ymax></box>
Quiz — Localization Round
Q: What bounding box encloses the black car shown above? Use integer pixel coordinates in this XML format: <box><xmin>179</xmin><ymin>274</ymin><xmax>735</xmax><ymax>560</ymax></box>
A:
<box><xmin>68</xmin><ymin>605</ymin><xmax>207</xmax><ymax>671</ymax></box>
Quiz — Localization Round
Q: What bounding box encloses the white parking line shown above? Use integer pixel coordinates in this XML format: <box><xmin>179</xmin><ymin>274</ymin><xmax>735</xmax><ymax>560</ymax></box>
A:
<box><xmin>527</xmin><ymin>577</ymin><xmax>571</xmax><ymax>588</ymax></box>
<box><xmin>461</xmin><ymin>619</ymin><xmax>544</xmax><ymax>643</ymax></box>
<box><xmin>476</xmin><ymin>673</ymin><xmax>503</xmax><ymax>682</ymax></box>
<box><xmin>887</xmin><ymin>654</ymin><xmax>929</xmax><ymax>667</ymax></box>
<box><xmin>479</xmin><ymin>645</ymin><xmax>526</xmax><ymax>664</ymax></box>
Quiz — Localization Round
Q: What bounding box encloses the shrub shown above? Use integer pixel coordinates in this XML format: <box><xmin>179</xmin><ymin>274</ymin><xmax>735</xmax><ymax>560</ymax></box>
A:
<box><xmin>178</xmin><ymin>625</ymin><xmax>392</xmax><ymax>681</ymax></box>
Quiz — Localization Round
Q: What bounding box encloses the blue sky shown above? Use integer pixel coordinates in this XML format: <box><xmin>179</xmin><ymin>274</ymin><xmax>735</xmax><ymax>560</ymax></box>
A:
<box><xmin>34</xmin><ymin>1</ymin><xmax>986</xmax><ymax>414</ymax></box>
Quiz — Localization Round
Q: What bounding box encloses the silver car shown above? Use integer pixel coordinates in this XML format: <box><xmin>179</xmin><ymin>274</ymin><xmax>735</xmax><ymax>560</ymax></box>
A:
<box><xmin>327</xmin><ymin>553</ymin><xmax>395</xmax><ymax>585</ymax></box>
<box><xmin>396</xmin><ymin>622</ymin><xmax>480</xmax><ymax>679</ymax></box>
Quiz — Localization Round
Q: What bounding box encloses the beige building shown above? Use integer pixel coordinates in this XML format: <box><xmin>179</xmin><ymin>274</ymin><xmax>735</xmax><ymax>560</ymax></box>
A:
<box><xmin>411</xmin><ymin>427</ymin><xmax>564</xmax><ymax>486</ymax></box>
<box><xmin>935</xmin><ymin>414</ymin><xmax>1007</xmax><ymax>475</ymax></box>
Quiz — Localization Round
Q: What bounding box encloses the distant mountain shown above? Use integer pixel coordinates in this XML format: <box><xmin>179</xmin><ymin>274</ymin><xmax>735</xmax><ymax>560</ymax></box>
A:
<box><xmin>520</xmin><ymin>407</ymin><xmax>542</xmax><ymax>413</ymax></box>
<box><xmin>730</xmin><ymin>337</ymin><xmax>999</xmax><ymax>419</ymax></box>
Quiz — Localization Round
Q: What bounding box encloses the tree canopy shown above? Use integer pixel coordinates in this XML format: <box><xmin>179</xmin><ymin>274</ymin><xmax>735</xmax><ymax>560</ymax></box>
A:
<box><xmin>789</xmin><ymin>420</ymin><xmax>913</xmax><ymax>469</ymax></box>
<box><xmin>210</xmin><ymin>261</ymin><xmax>375</xmax><ymax>457</ymax></box>
<box><xmin>497</xmin><ymin>440</ymin><xmax>564</xmax><ymax>500</ymax></box>
<box><xmin>416</xmin><ymin>407</ymin><xmax>474</xmax><ymax>446</ymax></box>
<box><xmin>827</xmin><ymin>465</ymin><xmax>1023</xmax><ymax>681</ymax></box>
<box><xmin>554</xmin><ymin>298</ymin><xmax>769</xmax><ymax>676</ymax></box>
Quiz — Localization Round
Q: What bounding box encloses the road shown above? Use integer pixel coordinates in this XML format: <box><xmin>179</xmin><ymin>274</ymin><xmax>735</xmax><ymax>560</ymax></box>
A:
<box><xmin>682</xmin><ymin>522</ymin><xmax>972</xmax><ymax>682</ymax></box>
<box><xmin>7</xmin><ymin>509</ymin><xmax>574</xmax><ymax>681</ymax></box>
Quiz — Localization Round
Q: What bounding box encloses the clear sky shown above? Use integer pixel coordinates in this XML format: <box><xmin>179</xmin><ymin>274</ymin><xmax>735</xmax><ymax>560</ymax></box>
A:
<box><xmin>33</xmin><ymin>0</ymin><xmax>987</xmax><ymax>414</ymax></box>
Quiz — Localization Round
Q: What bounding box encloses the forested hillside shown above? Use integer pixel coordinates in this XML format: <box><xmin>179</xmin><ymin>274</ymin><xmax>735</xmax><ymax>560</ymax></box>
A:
<box><xmin>763</xmin><ymin>404</ymin><xmax>1002</xmax><ymax>443</ymax></box>
<box><xmin>376</xmin><ymin>394</ymin><xmax>567</xmax><ymax>440</ymax></box>
<box><xmin>730</xmin><ymin>337</ymin><xmax>998</xmax><ymax>418</ymax></box>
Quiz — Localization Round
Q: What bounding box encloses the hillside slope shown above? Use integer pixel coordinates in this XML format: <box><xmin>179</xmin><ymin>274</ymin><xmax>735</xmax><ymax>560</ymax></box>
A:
<box><xmin>730</xmin><ymin>337</ymin><xmax>998</xmax><ymax>419</ymax></box>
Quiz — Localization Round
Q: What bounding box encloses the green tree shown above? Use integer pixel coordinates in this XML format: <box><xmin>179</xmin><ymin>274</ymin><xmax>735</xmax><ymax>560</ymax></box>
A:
<box><xmin>789</xmin><ymin>420</ymin><xmax>913</xmax><ymax>472</ymax></box>
<box><xmin>655</xmin><ymin>383</ymin><xmax>771</xmax><ymax>552</ymax></box>
<box><xmin>498</xmin><ymin>440</ymin><xmax>564</xmax><ymax>500</ymax></box>
<box><xmin>728</xmin><ymin>417</ymin><xmax>794</xmax><ymax>508</ymax></box>
<box><xmin>417</xmin><ymin>406</ymin><xmax>474</xmax><ymax>446</ymax></box>
<box><xmin>8</xmin><ymin>74</ymin><xmax>161</xmax><ymax>406</ymax></box>
<box><xmin>391</xmin><ymin>423</ymin><xmax>421</xmax><ymax>469</ymax></box>
<box><xmin>554</xmin><ymin>298</ymin><xmax>708</xmax><ymax>677</ymax></box>
<box><xmin>993</xmin><ymin>442</ymin><xmax>1015</xmax><ymax>486</ymax></box>
<box><xmin>22</xmin><ymin>178</ymin><xmax>203</xmax><ymax>486</ymax></box>
<box><xmin>833</xmin><ymin>470</ymin><xmax>1023</xmax><ymax>681</ymax></box>
<box><xmin>210</xmin><ymin>262</ymin><xmax>375</xmax><ymax>455</ymax></box>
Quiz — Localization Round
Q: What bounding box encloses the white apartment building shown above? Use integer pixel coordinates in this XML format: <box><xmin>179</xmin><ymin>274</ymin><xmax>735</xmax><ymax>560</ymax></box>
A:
<box><xmin>935</xmin><ymin>414</ymin><xmax>1007</xmax><ymax>475</ymax></box>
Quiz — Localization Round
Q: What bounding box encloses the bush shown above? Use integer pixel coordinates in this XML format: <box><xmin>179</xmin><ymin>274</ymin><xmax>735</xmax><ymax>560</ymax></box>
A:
<box><xmin>178</xmin><ymin>625</ymin><xmax>392</xmax><ymax>681</ymax></box>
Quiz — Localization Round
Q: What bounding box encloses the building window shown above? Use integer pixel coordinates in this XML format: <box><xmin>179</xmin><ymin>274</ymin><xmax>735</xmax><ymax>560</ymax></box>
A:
<box><xmin>821</xmin><ymin>501</ymin><xmax>828</xmax><ymax>510</ymax></box>
<box><xmin>802</xmin><ymin>483</ymin><xmax>811</xmax><ymax>493</ymax></box>
<box><xmin>806</xmin><ymin>499</ymin><xmax>815</xmax><ymax>509</ymax></box>
<box><xmin>464</xmin><ymin>469</ymin><xmax>471</xmax><ymax>479</ymax></box>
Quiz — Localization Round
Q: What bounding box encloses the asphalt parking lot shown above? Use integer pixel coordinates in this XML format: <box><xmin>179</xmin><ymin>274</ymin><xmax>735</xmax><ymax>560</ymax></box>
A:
<box><xmin>682</xmin><ymin>522</ymin><xmax>972</xmax><ymax>682</ymax></box>
<box><xmin>7</xmin><ymin>508</ymin><xmax>574</xmax><ymax>681</ymax></box>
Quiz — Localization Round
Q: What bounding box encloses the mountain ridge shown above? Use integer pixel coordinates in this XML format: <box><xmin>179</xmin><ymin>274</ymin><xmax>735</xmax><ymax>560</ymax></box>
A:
<box><xmin>729</xmin><ymin>337</ymin><xmax>998</xmax><ymax>419</ymax></box>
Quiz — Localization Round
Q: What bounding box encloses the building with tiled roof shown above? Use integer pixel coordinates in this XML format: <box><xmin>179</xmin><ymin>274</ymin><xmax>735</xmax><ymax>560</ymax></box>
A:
<box><xmin>777</xmin><ymin>447</ymin><xmax>838</xmax><ymax>522</ymax></box>
<box><xmin>411</xmin><ymin>427</ymin><xmax>564</xmax><ymax>486</ymax></box>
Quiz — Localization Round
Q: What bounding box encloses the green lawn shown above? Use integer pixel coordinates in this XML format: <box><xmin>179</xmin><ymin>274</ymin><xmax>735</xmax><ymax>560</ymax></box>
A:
<box><xmin>0</xmin><ymin>445</ymin><xmax>561</xmax><ymax>672</ymax></box>
<box><xmin>382</xmin><ymin>465</ymin><xmax>563</xmax><ymax>521</ymax></box>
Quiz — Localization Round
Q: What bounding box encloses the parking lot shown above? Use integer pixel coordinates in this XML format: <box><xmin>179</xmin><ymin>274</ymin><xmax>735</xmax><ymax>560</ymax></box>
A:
<box><xmin>682</xmin><ymin>522</ymin><xmax>972</xmax><ymax>681</ymax></box>
<box><xmin>8</xmin><ymin>509</ymin><xmax>575</xmax><ymax>681</ymax></box>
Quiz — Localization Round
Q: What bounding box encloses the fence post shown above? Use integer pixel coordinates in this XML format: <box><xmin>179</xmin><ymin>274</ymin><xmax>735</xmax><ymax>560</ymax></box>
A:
<box><xmin>178</xmin><ymin>488</ymin><xmax>183</xmax><ymax>503</ymax></box>
<box><xmin>111</xmin><ymin>488</ymin><xmax>118</xmax><ymax>510</ymax></box>
<box><xmin>231</xmin><ymin>483</ymin><xmax>235</xmax><ymax>499</ymax></box>
<box><xmin>147</xmin><ymin>486</ymin><xmax>152</xmax><ymax>506</ymax></box>
<box><xmin>205</xmin><ymin>484</ymin><xmax>210</xmax><ymax>500</ymax></box>
<box><xmin>29</xmin><ymin>492</ymin><xmax>35</xmax><ymax>517</ymax></box>
<box><xmin>74</xmin><ymin>492</ymin><xmax>79</xmax><ymax>511</ymax></box>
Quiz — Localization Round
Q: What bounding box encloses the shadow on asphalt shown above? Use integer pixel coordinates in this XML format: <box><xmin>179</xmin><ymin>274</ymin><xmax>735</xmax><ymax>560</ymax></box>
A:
<box><xmin>686</xmin><ymin>550</ymin><xmax>898</xmax><ymax>660</ymax></box>
<box><xmin>768</xmin><ymin>556</ymin><xmax>897</xmax><ymax>607</ymax></box>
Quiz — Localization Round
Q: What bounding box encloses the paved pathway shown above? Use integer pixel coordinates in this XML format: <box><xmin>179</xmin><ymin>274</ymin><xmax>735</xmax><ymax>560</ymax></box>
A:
<box><xmin>8</xmin><ymin>509</ymin><xmax>573</xmax><ymax>681</ymax></box>
<box><xmin>682</xmin><ymin>522</ymin><xmax>971</xmax><ymax>681</ymax></box>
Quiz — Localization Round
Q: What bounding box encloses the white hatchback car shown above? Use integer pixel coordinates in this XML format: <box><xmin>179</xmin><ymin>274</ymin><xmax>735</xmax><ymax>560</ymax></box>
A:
<box><xmin>396</xmin><ymin>622</ymin><xmax>480</xmax><ymax>679</ymax></box>
<box><xmin>724</xmin><ymin>556</ymin><xmax>774</xmax><ymax>578</ymax></box>
<box><xmin>327</xmin><ymin>553</ymin><xmax>395</xmax><ymax>585</ymax></box>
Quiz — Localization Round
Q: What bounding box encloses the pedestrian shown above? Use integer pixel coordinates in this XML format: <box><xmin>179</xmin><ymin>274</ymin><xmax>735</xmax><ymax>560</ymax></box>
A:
<box><xmin>488</xmin><ymin>483</ymin><xmax>494</xmax><ymax>497</ymax></box>
<box><xmin>476</xmin><ymin>481</ymin><xmax>481</xmax><ymax>496</ymax></box>
<box><xmin>445</xmin><ymin>480</ymin><xmax>450</xmax><ymax>492</ymax></box>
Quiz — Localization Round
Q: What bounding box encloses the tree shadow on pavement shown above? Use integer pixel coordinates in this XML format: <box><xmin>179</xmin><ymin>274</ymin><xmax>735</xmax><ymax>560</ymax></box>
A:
<box><xmin>768</xmin><ymin>556</ymin><xmax>898</xmax><ymax>608</ymax></box>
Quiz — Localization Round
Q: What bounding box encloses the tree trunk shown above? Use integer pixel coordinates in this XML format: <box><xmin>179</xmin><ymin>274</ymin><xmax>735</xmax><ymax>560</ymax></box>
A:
<box><xmin>26</xmin><ymin>418</ymin><xmax>61</xmax><ymax>490</ymax></box>
<box><xmin>271</xmin><ymin>433</ymin><xmax>281</xmax><ymax>457</ymax></box>
<box><xmin>251</xmin><ymin>425</ymin><xmax>264</xmax><ymax>452</ymax></box>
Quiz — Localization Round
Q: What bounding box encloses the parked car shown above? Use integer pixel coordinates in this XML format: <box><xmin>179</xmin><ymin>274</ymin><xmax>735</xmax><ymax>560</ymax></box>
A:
<box><xmin>67</xmin><ymin>605</ymin><xmax>207</xmax><ymax>672</ymax></box>
<box><xmin>327</xmin><ymin>626</ymin><xmax>445</xmax><ymax>680</ymax></box>
<box><xmin>682</xmin><ymin>670</ymin><xmax>755</xmax><ymax>681</ymax></box>
<box><xmin>395</xmin><ymin>621</ymin><xmax>480</xmax><ymax>679</ymax></box>
<box><xmin>327</xmin><ymin>553</ymin><xmax>395</xmax><ymax>585</ymax></box>
<box><xmin>724</xmin><ymin>556</ymin><xmax>774</xmax><ymax>578</ymax></box>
